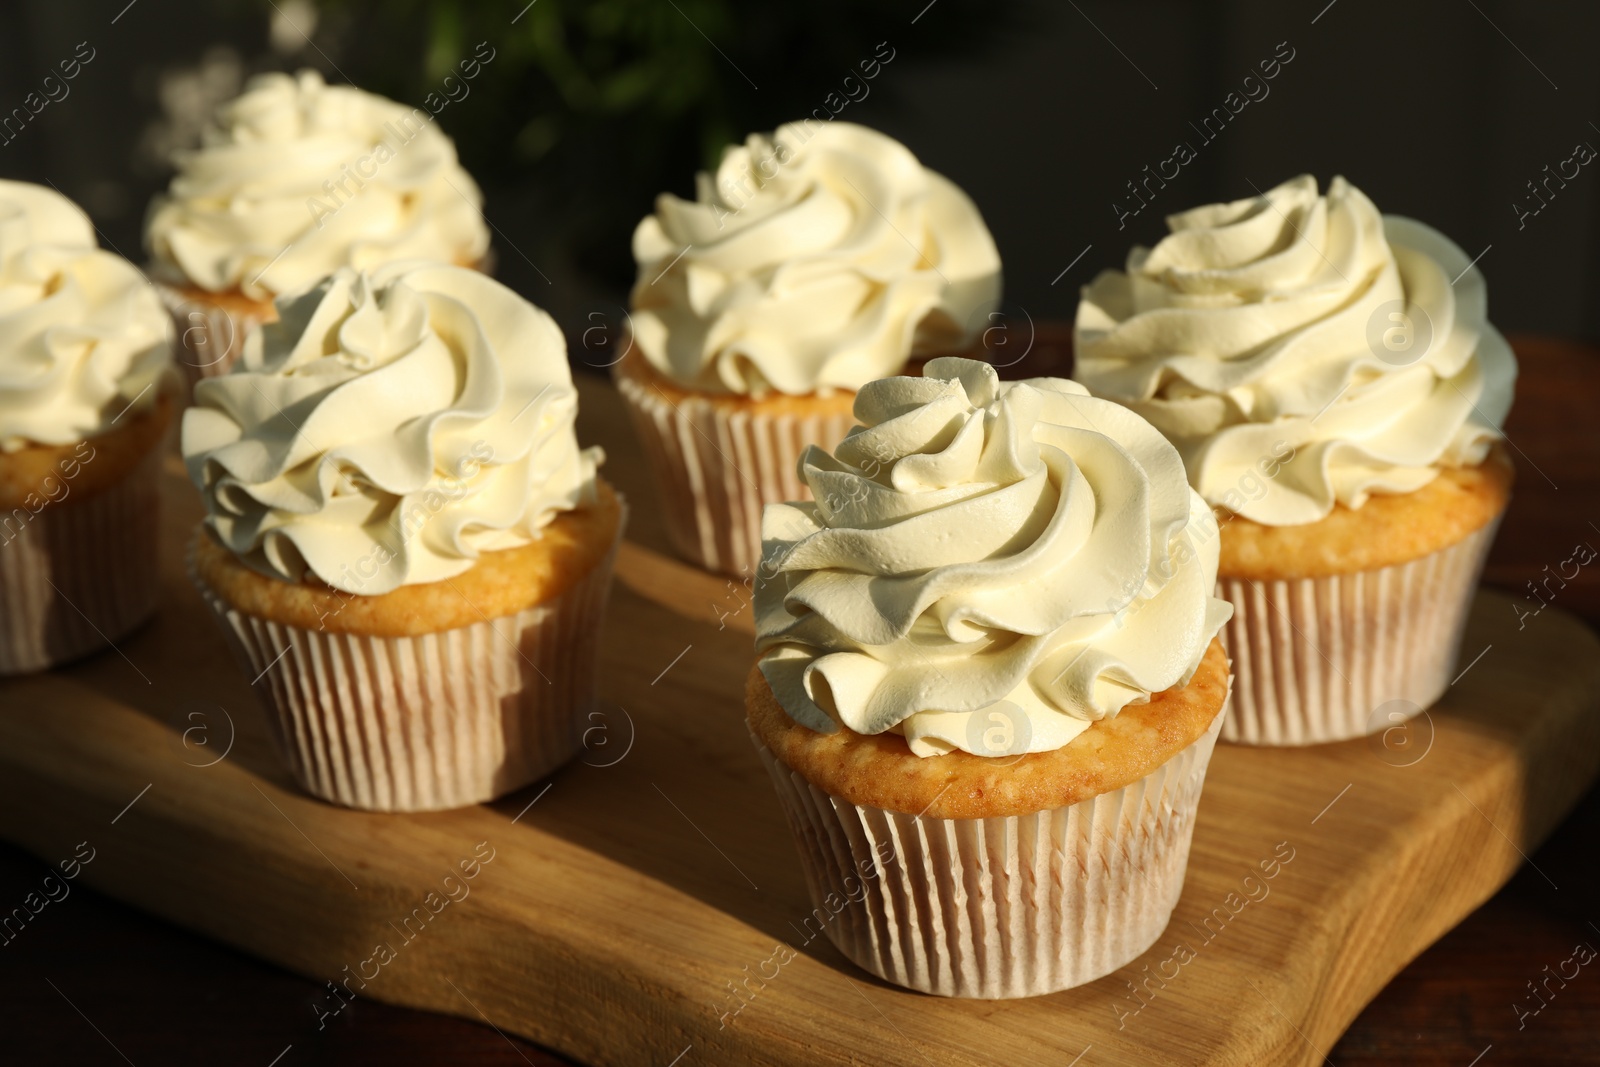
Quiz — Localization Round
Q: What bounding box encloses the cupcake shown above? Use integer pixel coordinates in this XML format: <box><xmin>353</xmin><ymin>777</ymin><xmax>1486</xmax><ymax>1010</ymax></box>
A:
<box><xmin>1076</xmin><ymin>175</ymin><xmax>1516</xmax><ymax>745</ymax></box>
<box><xmin>618</xmin><ymin>120</ymin><xmax>1001</xmax><ymax>578</ymax></box>
<box><xmin>748</xmin><ymin>357</ymin><xmax>1233</xmax><ymax>998</ymax></box>
<box><xmin>183</xmin><ymin>262</ymin><xmax>620</xmax><ymax>811</ymax></box>
<box><xmin>146</xmin><ymin>69</ymin><xmax>491</xmax><ymax>384</ymax></box>
<box><xmin>0</xmin><ymin>180</ymin><xmax>176</xmax><ymax>673</ymax></box>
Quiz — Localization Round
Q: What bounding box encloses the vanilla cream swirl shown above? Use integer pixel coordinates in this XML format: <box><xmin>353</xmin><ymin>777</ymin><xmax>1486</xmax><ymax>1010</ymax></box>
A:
<box><xmin>183</xmin><ymin>263</ymin><xmax>600</xmax><ymax>594</ymax></box>
<box><xmin>1075</xmin><ymin>174</ymin><xmax>1516</xmax><ymax>526</ymax></box>
<box><xmin>147</xmin><ymin>70</ymin><xmax>490</xmax><ymax>300</ymax></box>
<box><xmin>631</xmin><ymin>121</ymin><xmax>1001</xmax><ymax>396</ymax></box>
<box><xmin>755</xmin><ymin>357</ymin><xmax>1231</xmax><ymax>757</ymax></box>
<box><xmin>0</xmin><ymin>180</ymin><xmax>172</xmax><ymax>450</ymax></box>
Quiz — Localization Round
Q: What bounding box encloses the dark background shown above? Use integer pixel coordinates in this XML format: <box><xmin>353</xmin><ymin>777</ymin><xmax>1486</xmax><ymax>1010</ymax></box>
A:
<box><xmin>3</xmin><ymin>2</ymin><xmax>1600</xmax><ymax>1065</ymax></box>
<box><xmin>3</xmin><ymin>0</ymin><xmax>1599</xmax><ymax>354</ymax></box>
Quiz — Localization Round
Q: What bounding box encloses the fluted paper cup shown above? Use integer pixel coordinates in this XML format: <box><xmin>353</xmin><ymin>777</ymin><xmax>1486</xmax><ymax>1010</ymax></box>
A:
<box><xmin>614</xmin><ymin>358</ymin><xmax>856</xmax><ymax>578</ymax></box>
<box><xmin>751</xmin><ymin>709</ymin><xmax>1225</xmax><ymax>999</ymax></box>
<box><xmin>156</xmin><ymin>282</ymin><xmax>278</xmax><ymax>387</ymax></box>
<box><xmin>1218</xmin><ymin>521</ymin><xmax>1497</xmax><ymax>746</ymax></box>
<box><xmin>0</xmin><ymin>446</ymin><xmax>163</xmax><ymax>674</ymax></box>
<box><xmin>189</xmin><ymin>520</ymin><xmax>623</xmax><ymax>812</ymax></box>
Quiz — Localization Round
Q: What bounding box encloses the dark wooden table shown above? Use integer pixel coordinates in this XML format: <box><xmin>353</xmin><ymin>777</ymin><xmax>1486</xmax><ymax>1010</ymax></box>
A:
<box><xmin>4</xmin><ymin>335</ymin><xmax>1598</xmax><ymax>1066</ymax></box>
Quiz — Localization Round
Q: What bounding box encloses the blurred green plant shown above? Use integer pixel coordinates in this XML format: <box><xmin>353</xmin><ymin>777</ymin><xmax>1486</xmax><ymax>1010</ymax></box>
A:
<box><xmin>296</xmin><ymin>0</ymin><xmax>1009</xmax><ymax>288</ymax></box>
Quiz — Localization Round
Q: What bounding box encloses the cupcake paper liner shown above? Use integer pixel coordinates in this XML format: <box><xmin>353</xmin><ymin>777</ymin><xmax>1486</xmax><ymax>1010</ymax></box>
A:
<box><xmin>1218</xmin><ymin>520</ymin><xmax>1497</xmax><ymax>746</ymax></box>
<box><xmin>751</xmin><ymin>708</ymin><xmax>1226</xmax><ymax>999</ymax></box>
<box><xmin>0</xmin><ymin>446</ymin><xmax>163</xmax><ymax>674</ymax></box>
<box><xmin>156</xmin><ymin>282</ymin><xmax>277</xmax><ymax>386</ymax></box>
<box><xmin>189</xmin><ymin>516</ymin><xmax>623</xmax><ymax>812</ymax></box>
<box><xmin>615</xmin><ymin>367</ymin><xmax>855</xmax><ymax>578</ymax></box>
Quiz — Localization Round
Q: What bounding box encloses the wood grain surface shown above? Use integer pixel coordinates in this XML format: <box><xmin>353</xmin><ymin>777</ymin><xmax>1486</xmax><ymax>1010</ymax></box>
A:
<box><xmin>1</xmin><ymin>334</ymin><xmax>1598</xmax><ymax>1066</ymax></box>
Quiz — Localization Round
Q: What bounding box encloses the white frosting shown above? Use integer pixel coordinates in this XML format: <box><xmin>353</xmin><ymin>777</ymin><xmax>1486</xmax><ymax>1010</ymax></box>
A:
<box><xmin>755</xmin><ymin>357</ymin><xmax>1231</xmax><ymax>757</ymax></box>
<box><xmin>630</xmin><ymin>121</ymin><xmax>1001</xmax><ymax>396</ymax></box>
<box><xmin>1075</xmin><ymin>174</ymin><xmax>1516</xmax><ymax>526</ymax></box>
<box><xmin>147</xmin><ymin>70</ymin><xmax>490</xmax><ymax>300</ymax></box>
<box><xmin>183</xmin><ymin>263</ymin><xmax>600</xmax><ymax>595</ymax></box>
<box><xmin>0</xmin><ymin>180</ymin><xmax>173</xmax><ymax>451</ymax></box>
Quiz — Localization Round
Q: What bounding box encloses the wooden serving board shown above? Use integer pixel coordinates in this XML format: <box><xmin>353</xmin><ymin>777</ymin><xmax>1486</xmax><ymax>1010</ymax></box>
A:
<box><xmin>2</xmin><ymin>375</ymin><xmax>1598</xmax><ymax>1067</ymax></box>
